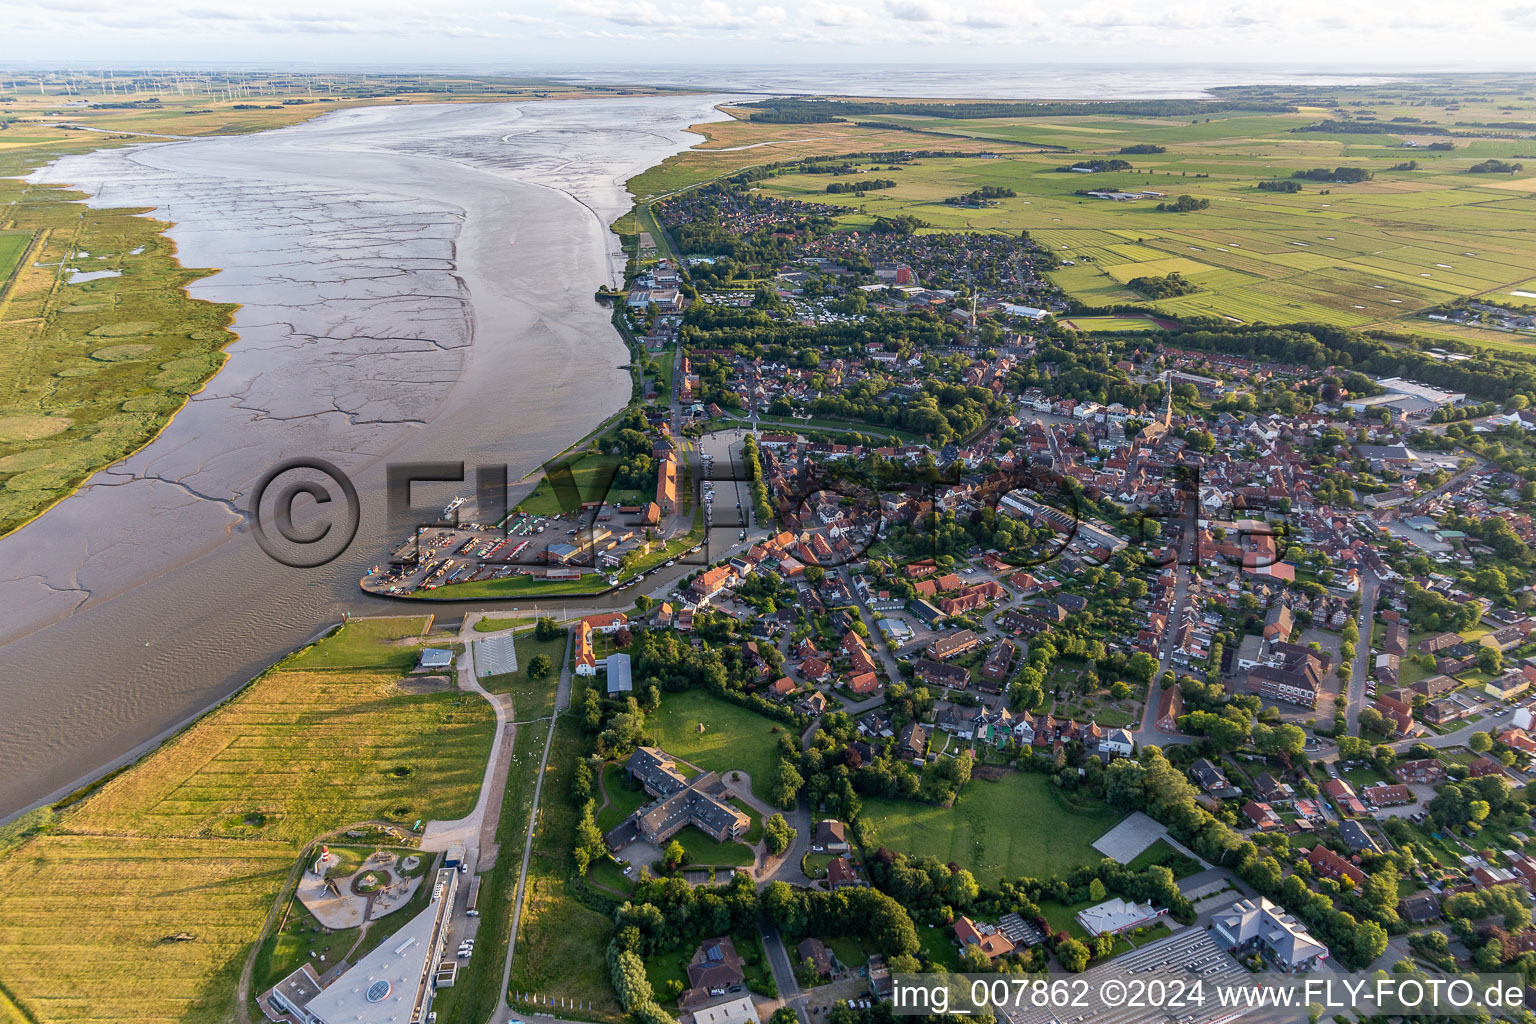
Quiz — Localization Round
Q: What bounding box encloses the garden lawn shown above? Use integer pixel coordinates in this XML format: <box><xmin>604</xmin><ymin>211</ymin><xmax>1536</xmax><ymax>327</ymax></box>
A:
<box><xmin>596</xmin><ymin>761</ymin><xmax>651</xmax><ymax>833</ymax></box>
<box><xmin>824</xmin><ymin>935</ymin><xmax>874</xmax><ymax>971</ymax></box>
<box><xmin>861</xmin><ymin>771</ymin><xmax>1122</xmax><ymax>886</ymax></box>
<box><xmin>673</xmin><ymin>825</ymin><xmax>755</xmax><ymax>868</ymax></box>
<box><xmin>647</xmin><ymin>691</ymin><xmax>787</xmax><ymax>803</ymax></box>
<box><xmin>1126</xmin><ymin>838</ymin><xmax>1201</xmax><ymax>879</ymax></box>
<box><xmin>917</xmin><ymin>923</ymin><xmax>964</xmax><ymax>971</ymax></box>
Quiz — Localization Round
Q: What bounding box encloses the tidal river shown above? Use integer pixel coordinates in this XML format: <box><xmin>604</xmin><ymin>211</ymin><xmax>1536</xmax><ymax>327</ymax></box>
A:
<box><xmin>0</xmin><ymin>95</ymin><xmax>727</xmax><ymax>820</ymax></box>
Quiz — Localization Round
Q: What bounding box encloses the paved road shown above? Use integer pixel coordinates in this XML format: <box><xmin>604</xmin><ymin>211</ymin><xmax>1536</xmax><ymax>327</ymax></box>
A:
<box><xmin>762</xmin><ymin>925</ymin><xmax>810</xmax><ymax>1024</ymax></box>
<box><xmin>1135</xmin><ymin>507</ymin><xmax>1198</xmax><ymax>747</ymax></box>
<box><xmin>724</xmin><ymin>771</ymin><xmax>813</xmax><ymax>887</ymax></box>
<box><xmin>838</xmin><ymin>565</ymin><xmax>904</xmax><ymax>680</ymax></box>
<box><xmin>419</xmin><ymin>617</ymin><xmax>519</xmax><ymax>865</ymax></box>
<box><xmin>1346</xmin><ymin>568</ymin><xmax>1380</xmax><ymax>736</ymax></box>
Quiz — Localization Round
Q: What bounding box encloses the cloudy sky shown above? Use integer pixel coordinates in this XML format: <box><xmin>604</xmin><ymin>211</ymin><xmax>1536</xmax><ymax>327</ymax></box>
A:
<box><xmin>1</xmin><ymin>0</ymin><xmax>1532</xmax><ymax>67</ymax></box>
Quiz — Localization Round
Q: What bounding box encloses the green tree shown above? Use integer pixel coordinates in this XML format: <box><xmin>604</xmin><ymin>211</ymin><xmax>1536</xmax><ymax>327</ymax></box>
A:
<box><xmin>528</xmin><ymin>653</ymin><xmax>553</xmax><ymax>680</ymax></box>
<box><xmin>960</xmin><ymin>943</ymin><xmax>992</xmax><ymax>972</ymax></box>
<box><xmin>1056</xmin><ymin>936</ymin><xmax>1091</xmax><ymax>972</ymax></box>
<box><xmin>772</xmin><ymin>760</ymin><xmax>804</xmax><ymax>810</ymax></box>
<box><xmin>1478</xmin><ymin>646</ymin><xmax>1504</xmax><ymax>675</ymax></box>
<box><xmin>764</xmin><ymin>814</ymin><xmax>795</xmax><ymax>856</ymax></box>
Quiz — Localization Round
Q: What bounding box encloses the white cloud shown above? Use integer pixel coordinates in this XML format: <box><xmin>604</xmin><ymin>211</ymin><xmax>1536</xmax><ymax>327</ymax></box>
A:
<box><xmin>0</xmin><ymin>0</ymin><xmax>1529</xmax><ymax>65</ymax></box>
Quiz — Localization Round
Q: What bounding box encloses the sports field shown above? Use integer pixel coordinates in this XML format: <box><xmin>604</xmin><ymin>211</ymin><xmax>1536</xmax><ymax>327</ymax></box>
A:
<box><xmin>862</xmin><ymin>770</ymin><xmax>1122</xmax><ymax>886</ymax></box>
<box><xmin>0</xmin><ymin>616</ymin><xmax>495</xmax><ymax>1024</ymax></box>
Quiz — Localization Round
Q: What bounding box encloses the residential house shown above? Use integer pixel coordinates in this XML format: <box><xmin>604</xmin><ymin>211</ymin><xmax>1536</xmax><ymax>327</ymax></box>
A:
<box><xmin>928</xmin><ymin>630</ymin><xmax>982</xmax><ymax>662</ymax></box>
<box><xmin>797</xmin><ymin>939</ymin><xmax>833</xmax><ymax>979</ymax></box>
<box><xmin>896</xmin><ymin>722</ymin><xmax>927</xmax><ymax>762</ymax></box>
<box><xmin>826</xmin><ymin>856</ymin><xmax>865</xmax><ymax>889</ymax></box>
<box><xmin>953</xmin><ymin>917</ymin><xmax>1014</xmax><ymax>961</ymax></box>
<box><xmin>1307</xmin><ymin>845</ymin><xmax>1367</xmax><ymax>888</ymax></box>
<box><xmin>1361</xmin><ymin>783</ymin><xmax>1413</xmax><ymax>808</ymax></box>
<box><xmin>813</xmin><ymin>820</ymin><xmax>850</xmax><ymax>853</ymax></box>
<box><xmin>1242</xmin><ymin>801</ymin><xmax>1283</xmax><ymax>830</ymax></box>
<box><xmin>1396</xmin><ymin>758</ymin><xmax>1446</xmax><ymax>785</ymax></box>
<box><xmin>1321</xmin><ymin>778</ymin><xmax>1366</xmax><ymax>817</ymax></box>
<box><xmin>1337</xmin><ymin>819</ymin><xmax>1381</xmax><ymax>853</ymax></box>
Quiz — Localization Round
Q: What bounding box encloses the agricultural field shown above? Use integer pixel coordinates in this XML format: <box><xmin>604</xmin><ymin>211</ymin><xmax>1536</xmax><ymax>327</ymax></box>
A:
<box><xmin>742</xmin><ymin>95</ymin><xmax>1536</xmax><ymax>339</ymax></box>
<box><xmin>646</xmin><ymin>691</ymin><xmax>789</xmax><ymax>803</ymax></box>
<box><xmin>0</xmin><ymin>229</ymin><xmax>30</xmax><ymax>284</ymax></box>
<box><xmin>0</xmin><ymin>616</ymin><xmax>495</xmax><ymax>1024</ymax></box>
<box><xmin>861</xmin><ymin>771</ymin><xmax>1122</xmax><ymax>886</ymax></box>
<box><xmin>625</xmin><ymin>109</ymin><xmax>1008</xmax><ymax>202</ymax></box>
<box><xmin>1058</xmin><ymin>314</ymin><xmax>1170</xmax><ymax>332</ymax></box>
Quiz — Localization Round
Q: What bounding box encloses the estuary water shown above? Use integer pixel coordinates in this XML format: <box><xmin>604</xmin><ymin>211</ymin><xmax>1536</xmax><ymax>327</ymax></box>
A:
<box><xmin>0</xmin><ymin>96</ymin><xmax>726</xmax><ymax>819</ymax></box>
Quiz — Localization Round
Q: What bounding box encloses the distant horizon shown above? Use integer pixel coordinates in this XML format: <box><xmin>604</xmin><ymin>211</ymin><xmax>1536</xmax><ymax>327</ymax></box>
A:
<box><xmin>4</xmin><ymin>61</ymin><xmax>1525</xmax><ymax>104</ymax></box>
<box><xmin>0</xmin><ymin>59</ymin><xmax>1522</xmax><ymax>69</ymax></box>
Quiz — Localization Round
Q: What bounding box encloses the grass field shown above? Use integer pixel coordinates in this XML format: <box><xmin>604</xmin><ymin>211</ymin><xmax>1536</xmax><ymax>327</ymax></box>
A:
<box><xmin>0</xmin><ymin>616</ymin><xmax>495</xmax><ymax>1024</ymax></box>
<box><xmin>1126</xmin><ymin>838</ymin><xmax>1202</xmax><ymax>878</ymax></box>
<box><xmin>861</xmin><ymin>771</ymin><xmax>1123</xmax><ymax>886</ymax></box>
<box><xmin>421</xmin><ymin>572</ymin><xmax>612</xmax><ymax>600</ymax></box>
<box><xmin>672</xmin><ymin>825</ymin><xmax>756</xmax><ymax>868</ymax></box>
<box><xmin>509</xmin><ymin>703</ymin><xmax>622</xmax><ymax>1017</ymax></box>
<box><xmin>517</xmin><ymin>452</ymin><xmax>646</xmax><ymax>517</ymax></box>
<box><xmin>430</xmin><ymin>721</ymin><xmax>546</xmax><ymax>1023</ymax></box>
<box><xmin>0</xmin><ymin>229</ymin><xmax>30</xmax><ymax>284</ymax></box>
<box><xmin>596</xmin><ymin>761</ymin><xmax>651</xmax><ymax>833</ymax></box>
<box><xmin>646</xmin><ymin>691</ymin><xmax>789</xmax><ymax>803</ymax></box>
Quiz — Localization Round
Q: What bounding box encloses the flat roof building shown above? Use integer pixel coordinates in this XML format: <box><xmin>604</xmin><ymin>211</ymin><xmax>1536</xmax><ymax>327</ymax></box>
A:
<box><xmin>292</xmin><ymin>867</ymin><xmax>459</xmax><ymax>1024</ymax></box>
<box><xmin>1076</xmin><ymin>897</ymin><xmax>1165</xmax><ymax>937</ymax></box>
<box><xmin>416</xmin><ymin>648</ymin><xmax>454</xmax><ymax>671</ymax></box>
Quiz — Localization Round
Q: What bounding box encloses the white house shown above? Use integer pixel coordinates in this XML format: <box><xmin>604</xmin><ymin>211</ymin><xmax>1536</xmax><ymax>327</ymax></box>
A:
<box><xmin>1101</xmin><ymin>728</ymin><xmax>1135</xmax><ymax>758</ymax></box>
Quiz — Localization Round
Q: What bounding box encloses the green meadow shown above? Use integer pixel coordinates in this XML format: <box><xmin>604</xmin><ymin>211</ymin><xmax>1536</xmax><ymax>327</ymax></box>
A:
<box><xmin>861</xmin><ymin>771</ymin><xmax>1121</xmax><ymax>886</ymax></box>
